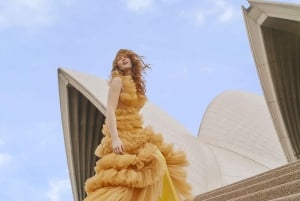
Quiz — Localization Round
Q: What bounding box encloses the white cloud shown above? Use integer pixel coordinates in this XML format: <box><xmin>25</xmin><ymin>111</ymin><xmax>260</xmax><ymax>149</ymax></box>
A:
<box><xmin>124</xmin><ymin>0</ymin><xmax>238</xmax><ymax>21</ymax></box>
<box><xmin>219</xmin><ymin>7</ymin><xmax>234</xmax><ymax>23</ymax></box>
<box><xmin>0</xmin><ymin>153</ymin><xmax>12</xmax><ymax>168</ymax></box>
<box><xmin>181</xmin><ymin>0</ymin><xmax>239</xmax><ymax>25</ymax></box>
<box><xmin>45</xmin><ymin>178</ymin><xmax>71</xmax><ymax>201</ymax></box>
<box><xmin>195</xmin><ymin>11</ymin><xmax>205</xmax><ymax>25</ymax></box>
<box><xmin>0</xmin><ymin>134</ymin><xmax>11</xmax><ymax>168</ymax></box>
<box><xmin>0</xmin><ymin>0</ymin><xmax>72</xmax><ymax>30</ymax></box>
<box><xmin>214</xmin><ymin>0</ymin><xmax>236</xmax><ymax>23</ymax></box>
<box><xmin>125</xmin><ymin>0</ymin><xmax>154</xmax><ymax>13</ymax></box>
<box><xmin>159</xmin><ymin>0</ymin><xmax>179</xmax><ymax>4</ymax></box>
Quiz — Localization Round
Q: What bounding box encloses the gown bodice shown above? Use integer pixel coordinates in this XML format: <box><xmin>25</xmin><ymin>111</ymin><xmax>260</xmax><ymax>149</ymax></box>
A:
<box><xmin>97</xmin><ymin>72</ymin><xmax>151</xmax><ymax>156</ymax></box>
<box><xmin>114</xmin><ymin>74</ymin><xmax>146</xmax><ymax>132</ymax></box>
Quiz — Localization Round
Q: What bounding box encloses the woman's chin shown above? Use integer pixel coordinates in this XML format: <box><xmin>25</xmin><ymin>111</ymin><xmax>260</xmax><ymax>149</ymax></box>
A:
<box><xmin>120</xmin><ymin>67</ymin><xmax>132</xmax><ymax>75</ymax></box>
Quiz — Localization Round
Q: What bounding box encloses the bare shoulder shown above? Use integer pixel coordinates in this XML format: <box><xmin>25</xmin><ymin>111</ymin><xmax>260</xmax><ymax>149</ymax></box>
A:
<box><xmin>110</xmin><ymin>77</ymin><xmax>122</xmax><ymax>89</ymax></box>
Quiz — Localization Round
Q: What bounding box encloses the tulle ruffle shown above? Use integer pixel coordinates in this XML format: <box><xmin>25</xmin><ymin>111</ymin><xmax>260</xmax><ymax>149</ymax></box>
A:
<box><xmin>86</xmin><ymin>143</ymin><xmax>164</xmax><ymax>189</ymax></box>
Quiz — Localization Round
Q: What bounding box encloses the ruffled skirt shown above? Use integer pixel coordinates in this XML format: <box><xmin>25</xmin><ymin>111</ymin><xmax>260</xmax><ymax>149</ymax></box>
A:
<box><xmin>84</xmin><ymin>128</ymin><xmax>193</xmax><ymax>201</ymax></box>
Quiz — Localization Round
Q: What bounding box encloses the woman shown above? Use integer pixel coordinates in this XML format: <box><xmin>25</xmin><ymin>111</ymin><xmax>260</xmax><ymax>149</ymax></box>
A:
<box><xmin>84</xmin><ymin>49</ymin><xmax>194</xmax><ymax>201</ymax></box>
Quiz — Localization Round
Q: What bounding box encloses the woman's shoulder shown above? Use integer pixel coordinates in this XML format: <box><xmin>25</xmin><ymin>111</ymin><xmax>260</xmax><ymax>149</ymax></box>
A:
<box><xmin>109</xmin><ymin>70</ymin><xmax>123</xmax><ymax>85</ymax></box>
<box><xmin>110</xmin><ymin>76</ymin><xmax>122</xmax><ymax>88</ymax></box>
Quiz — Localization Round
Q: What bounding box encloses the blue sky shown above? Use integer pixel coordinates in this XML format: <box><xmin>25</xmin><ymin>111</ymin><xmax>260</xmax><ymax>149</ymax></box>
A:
<box><xmin>1</xmin><ymin>0</ymin><xmax>299</xmax><ymax>200</ymax></box>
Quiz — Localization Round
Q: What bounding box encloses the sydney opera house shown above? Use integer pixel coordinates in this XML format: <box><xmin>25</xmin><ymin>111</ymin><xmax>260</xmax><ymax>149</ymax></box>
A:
<box><xmin>58</xmin><ymin>1</ymin><xmax>300</xmax><ymax>200</ymax></box>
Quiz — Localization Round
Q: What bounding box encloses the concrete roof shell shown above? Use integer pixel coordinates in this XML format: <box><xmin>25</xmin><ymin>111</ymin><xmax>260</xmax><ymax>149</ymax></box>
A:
<box><xmin>198</xmin><ymin>91</ymin><xmax>287</xmax><ymax>185</ymax></box>
<box><xmin>243</xmin><ymin>0</ymin><xmax>300</xmax><ymax>161</ymax></box>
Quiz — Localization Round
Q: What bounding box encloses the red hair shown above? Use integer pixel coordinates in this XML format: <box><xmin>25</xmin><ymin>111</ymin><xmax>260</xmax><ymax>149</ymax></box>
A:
<box><xmin>111</xmin><ymin>49</ymin><xmax>150</xmax><ymax>95</ymax></box>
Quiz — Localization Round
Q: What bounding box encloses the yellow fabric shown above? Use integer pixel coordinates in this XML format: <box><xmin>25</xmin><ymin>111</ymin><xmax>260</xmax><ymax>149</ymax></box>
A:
<box><xmin>157</xmin><ymin>151</ymin><xmax>180</xmax><ymax>201</ymax></box>
<box><xmin>84</xmin><ymin>72</ymin><xmax>194</xmax><ymax>201</ymax></box>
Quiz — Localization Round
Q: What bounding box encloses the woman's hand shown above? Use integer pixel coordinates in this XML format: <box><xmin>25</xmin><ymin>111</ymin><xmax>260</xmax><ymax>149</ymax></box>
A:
<box><xmin>112</xmin><ymin>136</ymin><xmax>125</xmax><ymax>154</ymax></box>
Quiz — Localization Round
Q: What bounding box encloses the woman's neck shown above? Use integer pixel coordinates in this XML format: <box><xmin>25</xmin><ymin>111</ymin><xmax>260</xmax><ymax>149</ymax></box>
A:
<box><xmin>120</xmin><ymin>68</ymin><xmax>132</xmax><ymax>76</ymax></box>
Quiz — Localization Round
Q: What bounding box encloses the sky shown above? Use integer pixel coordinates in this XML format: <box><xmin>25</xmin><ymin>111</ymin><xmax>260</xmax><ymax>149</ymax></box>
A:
<box><xmin>1</xmin><ymin>0</ymin><xmax>299</xmax><ymax>200</ymax></box>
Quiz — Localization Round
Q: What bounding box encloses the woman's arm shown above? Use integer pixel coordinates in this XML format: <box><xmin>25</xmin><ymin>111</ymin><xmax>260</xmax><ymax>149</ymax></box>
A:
<box><xmin>106</xmin><ymin>77</ymin><xmax>125</xmax><ymax>154</ymax></box>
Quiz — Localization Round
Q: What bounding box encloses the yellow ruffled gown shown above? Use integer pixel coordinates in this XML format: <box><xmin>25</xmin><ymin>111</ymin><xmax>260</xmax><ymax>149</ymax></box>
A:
<box><xmin>84</xmin><ymin>73</ymin><xmax>194</xmax><ymax>201</ymax></box>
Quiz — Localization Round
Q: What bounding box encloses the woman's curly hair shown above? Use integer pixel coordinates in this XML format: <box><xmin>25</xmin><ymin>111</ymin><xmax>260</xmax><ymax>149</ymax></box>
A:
<box><xmin>111</xmin><ymin>49</ymin><xmax>151</xmax><ymax>95</ymax></box>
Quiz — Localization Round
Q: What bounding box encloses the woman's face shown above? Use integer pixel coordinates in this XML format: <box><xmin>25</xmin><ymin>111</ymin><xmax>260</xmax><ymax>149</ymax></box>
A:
<box><xmin>116</xmin><ymin>54</ymin><xmax>132</xmax><ymax>71</ymax></box>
